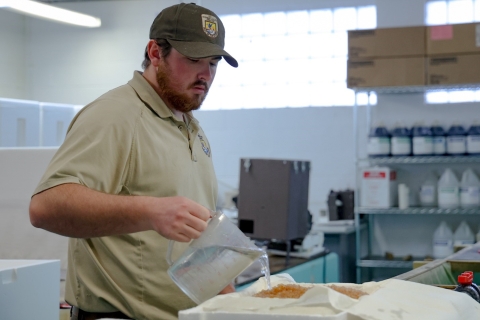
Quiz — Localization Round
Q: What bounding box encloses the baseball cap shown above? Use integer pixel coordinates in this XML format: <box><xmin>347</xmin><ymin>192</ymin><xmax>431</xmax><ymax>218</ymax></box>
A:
<box><xmin>150</xmin><ymin>3</ymin><xmax>238</xmax><ymax>68</ymax></box>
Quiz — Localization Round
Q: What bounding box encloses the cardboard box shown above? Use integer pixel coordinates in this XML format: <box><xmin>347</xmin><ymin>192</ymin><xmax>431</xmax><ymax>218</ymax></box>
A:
<box><xmin>347</xmin><ymin>57</ymin><xmax>426</xmax><ymax>88</ymax></box>
<box><xmin>0</xmin><ymin>260</ymin><xmax>60</xmax><ymax>320</ymax></box>
<box><xmin>360</xmin><ymin>167</ymin><xmax>397</xmax><ymax>208</ymax></box>
<box><xmin>428</xmin><ymin>53</ymin><xmax>480</xmax><ymax>85</ymax></box>
<box><xmin>427</xmin><ymin>23</ymin><xmax>480</xmax><ymax>55</ymax></box>
<box><xmin>348</xmin><ymin>26</ymin><xmax>426</xmax><ymax>59</ymax></box>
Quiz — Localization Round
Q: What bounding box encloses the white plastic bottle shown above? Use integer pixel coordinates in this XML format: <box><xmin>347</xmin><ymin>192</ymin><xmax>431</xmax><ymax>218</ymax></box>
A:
<box><xmin>367</xmin><ymin>123</ymin><xmax>390</xmax><ymax>157</ymax></box>
<box><xmin>412</xmin><ymin>122</ymin><xmax>434</xmax><ymax>156</ymax></box>
<box><xmin>460</xmin><ymin>168</ymin><xmax>480</xmax><ymax>208</ymax></box>
<box><xmin>433</xmin><ymin>221</ymin><xmax>454</xmax><ymax>259</ymax></box>
<box><xmin>437</xmin><ymin>168</ymin><xmax>460</xmax><ymax>209</ymax></box>
<box><xmin>398</xmin><ymin>184</ymin><xmax>410</xmax><ymax>209</ymax></box>
<box><xmin>432</xmin><ymin>122</ymin><xmax>447</xmax><ymax>155</ymax></box>
<box><xmin>467</xmin><ymin>122</ymin><xmax>480</xmax><ymax>155</ymax></box>
<box><xmin>419</xmin><ymin>173</ymin><xmax>437</xmax><ymax>207</ymax></box>
<box><xmin>391</xmin><ymin>123</ymin><xmax>411</xmax><ymax>156</ymax></box>
<box><xmin>446</xmin><ymin>123</ymin><xmax>467</xmax><ymax>155</ymax></box>
<box><xmin>453</xmin><ymin>221</ymin><xmax>475</xmax><ymax>246</ymax></box>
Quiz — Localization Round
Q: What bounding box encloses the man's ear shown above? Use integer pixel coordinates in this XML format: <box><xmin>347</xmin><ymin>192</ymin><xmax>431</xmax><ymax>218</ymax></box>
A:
<box><xmin>147</xmin><ymin>40</ymin><xmax>162</xmax><ymax>66</ymax></box>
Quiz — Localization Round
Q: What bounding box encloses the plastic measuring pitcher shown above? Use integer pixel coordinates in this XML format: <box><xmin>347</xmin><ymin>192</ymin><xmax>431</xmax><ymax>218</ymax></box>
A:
<box><xmin>166</xmin><ymin>211</ymin><xmax>265</xmax><ymax>304</ymax></box>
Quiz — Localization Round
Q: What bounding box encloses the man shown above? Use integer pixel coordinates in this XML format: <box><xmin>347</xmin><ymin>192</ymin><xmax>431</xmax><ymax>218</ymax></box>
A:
<box><xmin>29</xmin><ymin>3</ymin><xmax>238</xmax><ymax>320</ymax></box>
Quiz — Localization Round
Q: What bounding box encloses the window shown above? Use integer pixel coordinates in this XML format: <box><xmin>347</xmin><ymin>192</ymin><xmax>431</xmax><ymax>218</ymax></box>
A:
<box><xmin>425</xmin><ymin>0</ymin><xmax>480</xmax><ymax>104</ymax></box>
<box><xmin>203</xmin><ymin>6</ymin><xmax>377</xmax><ymax>110</ymax></box>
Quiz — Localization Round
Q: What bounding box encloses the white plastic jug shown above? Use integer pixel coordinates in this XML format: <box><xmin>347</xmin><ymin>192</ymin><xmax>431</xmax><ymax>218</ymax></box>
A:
<box><xmin>453</xmin><ymin>221</ymin><xmax>475</xmax><ymax>246</ymax></box>
<box><xmin>460</xmin><ymin>168</ymin><xmax>480</xmax><ymax>208</ymax></box>
<box><xmin>419</xmin><ymin>173</ymin><xmax>437</xmax><ymax>207</ymax></box>
<box><xmin>437</xmin><ymin>168</ymin><xmax>460</xmax><ymax>209</ymax></box>
<box><xmin>433</xmin><ymin>221</ymin><xmax>453</xmax><ymax>259</ymax></box>
<box><xmin>166</xmin><ymin>211</ymin><xmax>267</xmax><ymax>304</ymax></box>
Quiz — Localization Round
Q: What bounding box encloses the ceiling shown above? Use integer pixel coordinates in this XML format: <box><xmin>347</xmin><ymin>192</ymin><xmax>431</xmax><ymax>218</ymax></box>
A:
<box><xmin>37</xmin><ymin>0</ymin><xmax>122</xmax><ymax>3</ymax></box>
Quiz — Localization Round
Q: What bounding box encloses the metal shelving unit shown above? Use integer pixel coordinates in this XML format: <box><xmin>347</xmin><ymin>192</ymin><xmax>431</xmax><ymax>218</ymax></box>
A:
<box><xmin>357</xmin><ymin>207</ymin><xmax>480</xmax><ymax>215</ymax></box>
<box><xmin>353</xmin><ymin>83</ymin><xmax>480</xmax><ymax>94</ymax></box>
<box><xmin>353</xmin><ymin>84</ymin><xmax>480</xmax><ymax>283</ymax></box>
<box><xmin>356</xmin><ymin>207</ymin><xmax>480</xmax><ymax>271</ymax></box>
<box><xmin>359</xmin><ymin>155</ymin><xmax>480</xmax><ymax>165</ymax></box>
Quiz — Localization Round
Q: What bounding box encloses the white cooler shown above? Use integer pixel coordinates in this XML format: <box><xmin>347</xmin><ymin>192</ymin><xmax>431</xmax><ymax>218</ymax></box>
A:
<box><xmin>0</xmin><ymin>260</ymin><xmax>60</xmax><ymax>320</ymax></box>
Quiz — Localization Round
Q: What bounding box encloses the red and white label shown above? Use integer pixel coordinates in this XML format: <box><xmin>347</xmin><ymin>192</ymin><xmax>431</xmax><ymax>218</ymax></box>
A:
<box><xmin>363</xmin><ymin>171</ymin><xmax>386</xmax><ymax>179</ymax></box>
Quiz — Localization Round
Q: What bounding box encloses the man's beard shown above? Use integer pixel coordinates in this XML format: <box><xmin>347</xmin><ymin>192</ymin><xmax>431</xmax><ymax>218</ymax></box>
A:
<box><xmin>156</xmin><ymin>64</ymin><xmax>209</xmax><ymax>113</ymax></box>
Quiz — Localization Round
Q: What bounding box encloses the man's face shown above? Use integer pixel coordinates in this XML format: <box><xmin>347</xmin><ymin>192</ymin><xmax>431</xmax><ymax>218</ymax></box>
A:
<box><xmin>156</xmin><ymin>48</ymin><xmax>220</xmax><ymax>113</ymax></box>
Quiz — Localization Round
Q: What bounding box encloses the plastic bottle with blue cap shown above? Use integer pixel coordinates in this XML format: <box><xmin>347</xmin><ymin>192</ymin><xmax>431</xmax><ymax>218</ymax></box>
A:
<box><xmin>431</xmin><ymin>122</ymin><xmax>447</xmax><ymax>155</ymax></box>
<box><xmin>367</xmin><ymin>123</ymin><xmax>390</xmax><ymax>157</ymax></box>
<box><xmin>447</xmin><ymin>123</ymin><xmax>467</xmax><ymax>155</ymax></box>
<box><xmin>467</xmin><ymin>122</ymin><xmax>480</xmax><ymax>155</ymax></box>
<box><xmin>412</xmin><ymin>122</ymin><xmax>434</xmax><ymax>156</ymax></box>
<box><xmin>390</xmin><ymin>122</ymin><xmax>411</xmax><ymax>156</ymax></box>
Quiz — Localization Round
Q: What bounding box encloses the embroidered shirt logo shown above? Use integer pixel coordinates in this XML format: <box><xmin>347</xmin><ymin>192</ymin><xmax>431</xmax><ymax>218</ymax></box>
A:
<box><xmin>202</xmin><ymin>14</ymin><xmax>218</xmax><ymax>38</ymax></box>
<box><xmin>198</xmin><ymin>134</ymin><xmax>211</xmax><ymax>157</ymax></box>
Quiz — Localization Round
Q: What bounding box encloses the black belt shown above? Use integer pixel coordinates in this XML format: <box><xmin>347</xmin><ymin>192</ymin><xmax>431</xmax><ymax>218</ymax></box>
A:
<box><xmin>70</xmin><ymin>306</ymin><xmax>132</xmax><ymax>320</ymax></box>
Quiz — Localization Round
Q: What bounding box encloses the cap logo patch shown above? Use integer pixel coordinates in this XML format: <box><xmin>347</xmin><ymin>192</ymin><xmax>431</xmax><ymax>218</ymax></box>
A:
<box><xmin>202</xmin><ymin>14</ymin><xmax>218</xmax><ymax>38</ymax></box>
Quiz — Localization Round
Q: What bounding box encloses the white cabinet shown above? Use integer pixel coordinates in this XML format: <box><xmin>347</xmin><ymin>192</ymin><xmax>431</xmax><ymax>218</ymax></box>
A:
<box><xmin>353</xmin><ymin>85</ymin><xmax>480</xmax><ymax>283</ymax></box>
<box><xmin>0</xmin><ymin>260</ymin><xmax>60</xmax><ymax>320</ymax></box>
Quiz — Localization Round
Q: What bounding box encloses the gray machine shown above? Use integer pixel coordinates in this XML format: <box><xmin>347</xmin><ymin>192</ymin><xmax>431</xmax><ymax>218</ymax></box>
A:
<box><xmin>237</xmin><ymin>158</ymin><xmax>311</xmax><ymax>246</ymax></box>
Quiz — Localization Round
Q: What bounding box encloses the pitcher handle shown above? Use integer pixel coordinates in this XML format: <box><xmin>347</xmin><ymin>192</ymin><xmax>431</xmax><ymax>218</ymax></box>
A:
<box><xmin>165</xmin><ymin>210</ymin><xmax>218</xmax><ymax>266</ymax></box>
<box><xmin>166</xmin><ymin>240</ymin><xmax>175</xmax><ymax>266</ymax></box>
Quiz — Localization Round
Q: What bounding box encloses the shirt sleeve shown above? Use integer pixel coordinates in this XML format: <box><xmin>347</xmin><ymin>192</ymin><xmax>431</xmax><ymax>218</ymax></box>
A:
<box><xmin>33</xmin><ymin>97</ymin><xmax>140</xmax><ymax>196</ymax></box>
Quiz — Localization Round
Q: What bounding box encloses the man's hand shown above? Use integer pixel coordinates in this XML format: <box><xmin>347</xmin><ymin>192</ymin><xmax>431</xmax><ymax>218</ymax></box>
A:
<box><xmin>146</xmin><ymin>196</ymin><xmax>211</xmax><ymax>242</ymax></box>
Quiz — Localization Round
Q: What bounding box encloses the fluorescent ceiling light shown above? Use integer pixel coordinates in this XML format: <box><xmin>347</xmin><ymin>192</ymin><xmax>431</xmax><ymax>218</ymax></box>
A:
<box><xmin>0</xmin><ymin>0</ymin><xmax>101</xmax><ymax>28</ymax></box>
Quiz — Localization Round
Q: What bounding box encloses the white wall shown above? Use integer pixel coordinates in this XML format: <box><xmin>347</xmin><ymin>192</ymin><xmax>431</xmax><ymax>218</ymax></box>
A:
<box><xmin>194</xmin><ymin>107</ymin><xmax>355</xmax><ymax>216</ymax></box>
<box><xmin>0</xmin><ymin>10</ymin><xmax>27</xmax><ymax>99</ymax></box>
<box><xmin>1</xmin><ymin>0</ymin><xmax>479</xmax><ymax>261</ymax></box>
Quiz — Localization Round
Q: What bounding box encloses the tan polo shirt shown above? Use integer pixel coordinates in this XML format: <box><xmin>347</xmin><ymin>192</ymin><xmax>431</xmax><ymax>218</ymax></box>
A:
<box><xmin>34</xmin><ymin>71</ymin><xmax>217</xmax><ymax>320</ymax></box>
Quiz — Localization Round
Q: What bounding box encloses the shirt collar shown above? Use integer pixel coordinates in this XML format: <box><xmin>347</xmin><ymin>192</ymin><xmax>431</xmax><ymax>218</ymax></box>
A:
<box><xmin>127</xmin><ymin>71</ymin><xmax>200</xmax><ymax>127</ymax></box>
